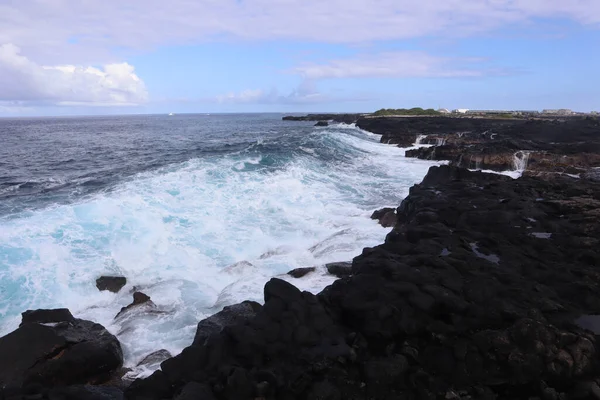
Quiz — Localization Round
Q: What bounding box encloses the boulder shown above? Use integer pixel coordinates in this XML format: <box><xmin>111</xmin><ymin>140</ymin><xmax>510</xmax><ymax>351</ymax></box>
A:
<box><xmin>0</xmin><ymin>309</ymin><xmax>123</xmax><ymax>390</ymax></box>
<box><xmin>287</xmin><ymin>266</ymin><xmax>316</xmax><ymax>278</ymax></box>
<box><xmin>115</xmin><ymin>292</ymin><xmax>155</xmax><ymax>319</ymax></box>
<box><xmin>96</xmin><ymin>276</ymin><xmax>127</xmax><ymax>293</ymax></box>
<box><xmin>315</xmin><ymin>120</ymin><xmax>329</xmax><ymax>127</ymax></box>
<box><xmin>326</xmin><ymin>262</ymin><xmax>353</xmax><ymax>278</ymax></box>
<box><xmin>193</xmin><ymin>301</ymin><xmax>262</xmax><ymax>346</ymax></box>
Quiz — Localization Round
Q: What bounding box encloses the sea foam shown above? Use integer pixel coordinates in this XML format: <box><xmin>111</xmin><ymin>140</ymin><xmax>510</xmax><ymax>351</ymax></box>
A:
<box><xmin>0</xmin><ymin>124</ymin><xmax>439</xmax><ymax>377</ymax></box>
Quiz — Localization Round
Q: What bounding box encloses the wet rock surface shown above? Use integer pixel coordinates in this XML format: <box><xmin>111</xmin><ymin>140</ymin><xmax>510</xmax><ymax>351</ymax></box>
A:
<box><xmin>326</xmin><ymin>262</ymin><xmax>353</xmax><ymax>278</ymax></box>
<box><xmin>371</xmin><ymin>207</ymin><xmax>397</xmax><ymax>227</ymax></box>
<box><xmin>0</xmin><ymin>309</ymin><xmax>123</xmax><ymax>392</ymax></box>
<box><xmin>20</xmin><ymin>308</ymin><xmax>75</xmax><ymax>326</ymax></box>
<box><xmin>193</xmin><ymin>301</ymin><xmax>262</xmax><ymax>346</ymax></box>
<box><xmin>96</xmin><ymin>276</ymin><xmax>127</xmax><ymax>293</ymax></box>
<box><xmin>115</xmin><ymin>292</ymin><xmax>158</xmax><ymax>320</ymax></box>
<box><xmin>287</xmin><ymin>267</ymin><xmax>316</xmax><ymax>278</ymax></box>
<box><xmin>136</xmin><ymin>349</ymin><xmax>173</xmax><ymax>369</ymax></box>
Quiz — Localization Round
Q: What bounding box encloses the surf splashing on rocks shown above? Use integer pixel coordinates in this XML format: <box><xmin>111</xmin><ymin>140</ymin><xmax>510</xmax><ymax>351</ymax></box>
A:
<box><xmin>0</xmin><ymin>115</ymin><xmax>440</xmax><ymax>376</ymax></box>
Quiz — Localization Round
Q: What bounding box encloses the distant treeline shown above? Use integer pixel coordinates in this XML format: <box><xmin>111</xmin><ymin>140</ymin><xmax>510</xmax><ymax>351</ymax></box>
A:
<box><xmin>373</xmin><ymin>108</ymin><xmax>441</xmax><ymax>116</ymax></box>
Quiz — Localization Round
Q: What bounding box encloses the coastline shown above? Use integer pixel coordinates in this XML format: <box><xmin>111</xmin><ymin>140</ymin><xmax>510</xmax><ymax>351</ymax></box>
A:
<box><xmin>2</xmin><ymin>116</ymin><xmax>600</xmax><ymax>399</ymax></box>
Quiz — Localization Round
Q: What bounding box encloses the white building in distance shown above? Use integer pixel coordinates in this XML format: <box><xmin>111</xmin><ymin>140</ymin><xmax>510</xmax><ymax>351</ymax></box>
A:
<box><xmin>453</xmin><ymin>109</ymin><xmax>470</xmax><ymax>114</ymax></box>
<box><xmin>542</xmin><ymin>109</ymin><xmax>573</xmax><ymax>115</ymax></box>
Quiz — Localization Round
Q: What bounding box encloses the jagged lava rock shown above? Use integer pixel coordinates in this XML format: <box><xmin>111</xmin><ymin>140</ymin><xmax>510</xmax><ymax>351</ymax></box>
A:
<box><xmin>115</xmin><ymin>291</ymin><xmax>155</xmax><ymax>319</ymax></box>
<box><xmin>193</xmin><ymin>301</ymin><xmax>262</xmax><ymax>346</ymax></box>
<box><xmin>126</xmin><ymin>278</ymin><xmax>351</xmax><ymax>399</ymax></box>
<box><xmin>0</xmin><ymin>309</ymin><xmax>123</xmax><ymax>391</ymax></box>
<box><xmin>122</xmin><ymin>164</ymin><xmax>600</xmax><ymax>399</ymax></box>
<box><xmin>20</xmin><ymin>308</ymin><xmax>74</xmax><ymax>326</ymax></box>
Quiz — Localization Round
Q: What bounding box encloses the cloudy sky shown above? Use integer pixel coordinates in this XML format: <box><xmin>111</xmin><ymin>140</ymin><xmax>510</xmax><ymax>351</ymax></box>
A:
<box><xmin>0</xmin><ymin>0</ymin><xmax>599</xmax><ymax>116</ymax></box>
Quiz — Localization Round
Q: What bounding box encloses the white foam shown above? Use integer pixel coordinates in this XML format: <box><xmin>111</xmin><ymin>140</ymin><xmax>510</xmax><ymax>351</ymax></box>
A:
<box><xmin>474</xmin><ymin>169</ymin><xmax>523</xmax><ymax>179</ymax></box>
<box><xmin>0</xmin><ymin>124</ymin><xmax>441</xmax><ymax>375</ymax></box>
<box><xmin>513</xmin><ymin>151</ymin><xmax>531</xmax><ymax>174</ymax></box>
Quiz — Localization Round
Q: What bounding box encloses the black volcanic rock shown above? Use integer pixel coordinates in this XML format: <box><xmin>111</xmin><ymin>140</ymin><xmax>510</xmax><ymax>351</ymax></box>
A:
<box><xmin>11</xmin><ymin>162</ymin><xmax>600</xmax><ymax>400</ymax></box>
<box><xmin>364</xmin><ymin>116</ymin><xmax>600</xmax><ymax>176</ymax></box>
<box><xmin>127</xmin><ymin>278</ymin><xmax>350</xmax><ymax>399</ymax></box>
<box><xmin>193</xmin><ymin>301</ymin><xmax>262</xmax><ymax>346</ymax></box>
<box><xmin>0</xmin><ymin>309</ymin><xmax>123</xmax><ymax>391</ymax></box>
<box><xmin>287</xmin><ymin>266</ymin><xmax>316</xmax><ymax>278</ymax></box>
<box><xmin>174</xmin><ymin>382</ymin><xmax>216</xmax><ymax>400</ymax></box>
<box><xmin>371</xmin><ymin>207</ymin><xmax>397</xmax><ymax>227</ymax></box>
<box><xmin>314</xmin><ymin>120</ymin><xmax>329</xmax><ymax>127</ymax></box>
<box><xmin>20</xmin><ymin>308</ymin><xmax>75</xmax><ymax>326</ymax></box>
<box><xmin>115</xmin><ymin>291</ymin><xmax>163</xmax><ymax>320</ymax></box>
<box><xmin>96</xmin><ymin>276</ymin><xmax>127</xmax><ymax>293</ymax></box>
<box><xmin>326</xmin><ymin>262</ymin><xmax>353</xmax><ymax>278</ymax></box>
<box><xmin>355</xmin><ymin>116</ymin><xmax>520</xmax><ymax>147</ymax></box>
<box><xmin>126</xmin><ymin>164</ymin><xmax>600</xmax><ymax>400</ymax></box>
<box><xmin>43</xmin><ymin>385</ymin><xmax>124</xmax><ymax>400</ymax></box>
<box><xmin>137</xmin><ymin>349</ymin><xmax>173</xmax><ymax>369</ymax></box>
<box><xmin>356</xmin><ymin>116</ymin><xmax>600</xmax><ymax>147</ymax></box>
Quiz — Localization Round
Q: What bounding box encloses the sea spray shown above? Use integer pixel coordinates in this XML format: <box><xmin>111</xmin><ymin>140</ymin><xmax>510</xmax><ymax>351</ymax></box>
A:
<box><xmin>415</xmin><ymin>135</ymin><xmax>428</xmax><ymax>145</ymax></box>
<box><xmin>513</xmin><ymin>151</ymin><xmax>531</xmax><ymax>173</ymax></box>
<box><xmin>469</xmin><ymin>155</ymin><xmax>482</xmax><ymax>170</ymax></box>
<box><xmin>0</xmin><ymin>116</ymin><xmax>442</xmax><ymax>377</ymax></box>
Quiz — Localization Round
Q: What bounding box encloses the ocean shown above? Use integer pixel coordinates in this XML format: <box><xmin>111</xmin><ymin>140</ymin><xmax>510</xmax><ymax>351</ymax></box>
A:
<box><xmin>0</xmin><ymin>113</ymin><xmax>438</xmax><ymax>378</ymax></box>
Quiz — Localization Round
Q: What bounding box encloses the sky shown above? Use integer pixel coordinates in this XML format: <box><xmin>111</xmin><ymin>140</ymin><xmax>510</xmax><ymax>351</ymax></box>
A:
<box><xmin>0</xmin><ymin>0</ymin><xmax>599</xmax><ymax>116</ymax></box>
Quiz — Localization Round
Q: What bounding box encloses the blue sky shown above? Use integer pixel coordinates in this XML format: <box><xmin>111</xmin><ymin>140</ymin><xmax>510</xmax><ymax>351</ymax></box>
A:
<box><xmin>0</xmin><ymin>0</ymin><xmax>599</xmax><ymax>116</ymax></box>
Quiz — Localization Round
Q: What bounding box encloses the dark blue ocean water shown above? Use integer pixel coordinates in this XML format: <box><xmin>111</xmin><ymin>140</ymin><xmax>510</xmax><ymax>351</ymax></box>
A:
<box><xmin>0</xmin><ymin>114</ymin><xmax>321</xmax><ymax>216</ymax></box>
<box><xmin>0</xmin><ymin>113</ymin><xmax>437</xmax><ymax>378</ymax></box>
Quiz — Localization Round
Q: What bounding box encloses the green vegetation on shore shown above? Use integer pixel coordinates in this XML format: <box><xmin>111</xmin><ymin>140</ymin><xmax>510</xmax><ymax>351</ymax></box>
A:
<box><xmin>373</xmin><ymin>107</ymin><xmax>441</xmax><ymax>116</ymax></box>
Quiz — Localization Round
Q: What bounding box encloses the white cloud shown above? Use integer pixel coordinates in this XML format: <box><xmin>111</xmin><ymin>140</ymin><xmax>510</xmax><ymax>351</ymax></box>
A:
<box><xmin>214</xmin><ymin>81</ymin><xmax>372</xmax><ymax>105</ymax></box>
<box><xmin>292</xmin><ymin>51</ymin><xmax>509</xmax><ymax>79</ymax></box>
<box><xmin>0</xmin><ymin>1</ymin><xmax>599</xmax><ymax>64</ymax></box>
<box><xmin>0</xmin><ymin>44</ymin><xmax>147</xmax><ymax>106</ymax></box>
<box><xmin>216</xmin><ymin>89</ymin><xmax>268</xmax><ymax>104</ymax></box>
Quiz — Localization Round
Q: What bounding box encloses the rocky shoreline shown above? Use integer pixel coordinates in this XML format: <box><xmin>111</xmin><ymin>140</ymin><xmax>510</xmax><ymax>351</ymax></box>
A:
<box><xmin>2</xmin><ymin>116</ymin><xmax>600</xmax><ymax>399</ymax></box>
<box><xmin>354</xmin><ymin>116</ymin><xmax>600</xmax><ymax>179</ymax></box>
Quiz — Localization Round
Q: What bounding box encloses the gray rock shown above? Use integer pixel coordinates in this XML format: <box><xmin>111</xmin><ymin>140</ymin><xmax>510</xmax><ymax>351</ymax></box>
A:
<box><xmin>96</xmin><ymin>276</ymin><xmax>127</xmax><ymax>293</ymax></box>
